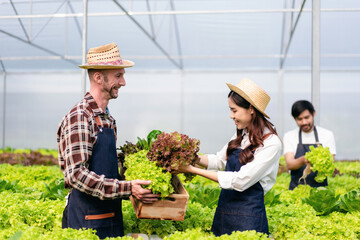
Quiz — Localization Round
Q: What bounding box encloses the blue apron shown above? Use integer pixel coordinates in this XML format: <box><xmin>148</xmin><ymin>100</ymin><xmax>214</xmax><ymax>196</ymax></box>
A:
<box><xmin>211</xmin><ymin>148</ymin><xmax>269</xmax><ymax>236</ymax></box>
<box><xmin>65</xmin><ymin>116</ymin><xmax>124</xmax><ymax>239</ymax></box>
<box><xmin>289</xmin><ymin>126</ymin><xmax>328</xmax><ymax>190</ymax></box>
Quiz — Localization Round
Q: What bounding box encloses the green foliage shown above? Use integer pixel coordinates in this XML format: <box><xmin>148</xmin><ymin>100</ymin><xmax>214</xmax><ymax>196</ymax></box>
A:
<box><xmin>0</xmin><ymin>179</ymin><xmax>22</xmax><ymax>193</ymax></box>
<box><xmin>40</xmin><ymin>178</ymin><xmax>69</xmax><ymax>201</ymax></box>
<box><xmin>0</xmin><ymin>149</ymin><xmax>58</xmax><ymax>166</ymax></box>
<box><xmin>1</xmin><ymin>153</ymin><xmax>360</xmax><ymax>239</ymax></box>
<box><xmin>305</xmin><ymin>145</ymin><xmax>335</xmax><ymax>182</ymax></box>
<box><xmin>302</xmin><ymin>187</ymin><xmax>340</xmax><ymax>215</ymax></box>
<box><xmin>279</xmin><ymin>155</ymin><xmax>286</xmax><ymax>166</ymax></box>
<box><xmin>173</xmin><ymin>201</ymin><xmax>214</xmax><ymax>232</ymax></box>
<box><xmin>300</xmin><ymin>185</ymin><xmax>360</xmax><ymax>215</ymax></box>
<box><xmin>0</xmin><ymin>225</ymin><xmax>100</xmax><ymax>240</ymax></box>
<box><xmin>124</xmin><ymin>150</ymin><xmax>174</xmax><ymax>198</ymax></box>
<box><xmin>334</xmin><ymin>160</ymin><xmax>360</xmax><ymax>177</ymax></box>
<box><xmin>117</xmin><ymin>141</ymin><xmax>143</xmax><ymax>163</ymax></box>
<box><xmin>264</xmin><ymin>188</ymin><xmax>282</xmax><ymax>207</ymax></box>
<box><xmin>163</xmin><ymin>228</ymin><xmax>268</xmax><ymax>240</ymax></box>
<box><xmin>137</xmin><ymin>219</ymin><xmax>176</xmax><ymax>238</ymax></box>
<box><xmin>136</xmin><ymin>130</ymin><xmax>162</xmax><ymax>151</ymax></box>
<box><xmin>339</xmin><ymin>187</ymin><xmax>360</xmax><ymax>213</ymax></box>
<box><xmin>328</xmin><ymin>174</ymin><xmax>360</xmax><ymax>195</ymax></box>
<box><xmin>184</xmin><ymin>183</ymin><xmax>220</xmax><ymax>209</ymax></box>
<box><xmin>122</xmin><ymin>201</ymin><xmax>214</xmax><ymax>238</ymax></box>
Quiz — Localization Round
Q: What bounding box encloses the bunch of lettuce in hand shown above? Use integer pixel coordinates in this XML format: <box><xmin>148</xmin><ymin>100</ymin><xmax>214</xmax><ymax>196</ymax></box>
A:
<box><xmin>147</xmin><ymin>131</ymin><xmax>200</xmax><ymax>182</ymax></box>
<box><xmin>304</xmin><ymin>145</ymin><xmax>335</xmax><ymax>183</ymax></box>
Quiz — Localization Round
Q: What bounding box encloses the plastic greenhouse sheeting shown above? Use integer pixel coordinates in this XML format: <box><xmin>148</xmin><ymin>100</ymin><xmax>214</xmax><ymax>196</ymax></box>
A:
<box><xmin>0</xmin><ymin>0</ymin><xmax>360</xmax><ymax>160</ymax></box>
<box><xmin>1</xmin><ymin>0</ymin><xmax>360</xmax><ymax>72</ymax></box>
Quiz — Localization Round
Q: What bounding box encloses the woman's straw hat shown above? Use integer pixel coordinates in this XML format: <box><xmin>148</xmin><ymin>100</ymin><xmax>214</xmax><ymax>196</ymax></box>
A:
<box><xmin>79</xmin><ymin>43</ymin><xmax>134</xmax><ymax>69</ymax></box>
<box><xmin>226</xmin><ymin>78</ymin><xmax>271</xmax><ymax>118</ymax></box>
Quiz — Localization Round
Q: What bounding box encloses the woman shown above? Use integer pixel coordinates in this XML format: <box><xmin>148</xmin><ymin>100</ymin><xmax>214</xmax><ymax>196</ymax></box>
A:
<box><xmin>178</xmin><ymin>78</ymin><xmax>282</xmax><ymax>236</ymax></box>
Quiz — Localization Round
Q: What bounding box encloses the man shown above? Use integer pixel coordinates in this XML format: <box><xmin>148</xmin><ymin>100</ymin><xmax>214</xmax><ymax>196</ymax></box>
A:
<box><xmin>283</xmin><ymin>100</ymin><xmax>336</xmax><ymax>190</ymax></box>
<box><xmin>57</xmin><ymin>43</ymin><xmax>159</xmax><ymax>239</ymax></box>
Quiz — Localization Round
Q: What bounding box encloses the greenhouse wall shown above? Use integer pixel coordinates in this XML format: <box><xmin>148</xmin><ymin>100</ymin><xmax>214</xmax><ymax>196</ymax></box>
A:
<box><xmin>0</xmin><ymin>70</ymin><xmax>359</xmax><ymax>160</ymax></box>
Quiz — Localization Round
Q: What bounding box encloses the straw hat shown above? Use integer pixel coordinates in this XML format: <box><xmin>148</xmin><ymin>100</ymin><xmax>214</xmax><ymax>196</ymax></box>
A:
<box><xmin>79</xmin><ymin>43</ymin><xmax>134</xmax><ymax>69</ymax></box>
<box><xmin>226</xmin><ymin>78</ymin><xmax>271</xmax><ymax>118</ymax></box>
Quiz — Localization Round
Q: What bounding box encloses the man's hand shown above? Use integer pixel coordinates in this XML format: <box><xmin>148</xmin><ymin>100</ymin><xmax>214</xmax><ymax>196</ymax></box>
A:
<box><xmin>299</xmin><ymin>155</ymin><xmax>310</xmax><ymax>165</ymax></box>
<box><xmin>285</xmin><ymin>153</ymin><xmax>310</xmax><ymax>170</ymax></box>
<box><xmin>131</xmin><ymin>180</ymin><xmax>160</xmax><ymax>204</ymax></box>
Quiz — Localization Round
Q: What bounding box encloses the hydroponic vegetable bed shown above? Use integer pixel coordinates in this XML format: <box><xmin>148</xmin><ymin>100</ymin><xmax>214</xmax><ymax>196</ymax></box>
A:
<box><xmin>0</xmin><ymin>149</ymin><xmax>359</xmax><ymax>239</ymax></box>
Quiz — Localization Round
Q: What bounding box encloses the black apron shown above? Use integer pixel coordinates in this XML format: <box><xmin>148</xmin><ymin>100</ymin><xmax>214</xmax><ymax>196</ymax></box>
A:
<box><xmin>289</xmin><ymin>126</ymin><xmax>328</xmax><ymax>190</ymax></box>
<box><xmin>63</xmin><ymin>116</ymin><xmax>124</xmax><ymax>239</ymax></box>
<box><xmin>211</xmin><ymin>148</ymin><xmax>269</xmax><ymax>236</ymax></box>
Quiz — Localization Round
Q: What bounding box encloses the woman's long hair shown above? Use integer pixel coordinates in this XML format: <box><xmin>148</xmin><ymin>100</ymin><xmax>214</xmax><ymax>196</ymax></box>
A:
<box><xmin>226</xmin><ymin>91</ymin><xmax>278</xmax><ymax>165</ymax></box>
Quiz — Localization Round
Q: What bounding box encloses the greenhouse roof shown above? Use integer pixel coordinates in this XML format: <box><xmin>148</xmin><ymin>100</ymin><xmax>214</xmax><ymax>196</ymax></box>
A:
<box><xmin>1</xmin><ymin>0</ymin><xmax>360</xmax><ymax>73</ymax></box>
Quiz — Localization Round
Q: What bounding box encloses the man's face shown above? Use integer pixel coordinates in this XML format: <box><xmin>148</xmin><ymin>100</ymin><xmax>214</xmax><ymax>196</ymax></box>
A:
<box><xmin>294</xmin><ymin>109</ymin><xmax>315</xmax><ymax>133</ymax></box>
<box><xmin>101</xmin><ymin>68</ymin><xmax>126</xmax><ymax>99</ymax></box>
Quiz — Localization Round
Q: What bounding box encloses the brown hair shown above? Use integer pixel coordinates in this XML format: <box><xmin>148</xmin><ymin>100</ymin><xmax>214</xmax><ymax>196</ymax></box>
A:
<box><xmin>226</xmin><ymin>91</ymin><xmax>278</xmax><ymax>165</ymax></box>
<box><xmin>88</xmin><ymin>69</ymin><xmax>108</xmax><ymax>82</ymax></box>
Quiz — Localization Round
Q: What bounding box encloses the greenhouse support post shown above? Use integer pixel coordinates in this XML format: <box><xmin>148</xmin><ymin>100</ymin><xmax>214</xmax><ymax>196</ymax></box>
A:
<box><xmin>2</xmin><ymin>72</ymin><xmax>6</xmax><ymax>148</ymax></box>
<box><xmin>312</xmin><ymin>0</ymin><xmax>320</xmax><ymax>124</ymax></box>
<box><xmin>81</xmin><ymin>0</ymin><xmax>88</xmax><ymax>96</ymax></box>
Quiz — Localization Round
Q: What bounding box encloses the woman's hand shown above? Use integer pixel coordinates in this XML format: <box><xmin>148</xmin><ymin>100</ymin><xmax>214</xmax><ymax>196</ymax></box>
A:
<box><xmin>175</xmin><ymin>164</ymin><xmax>219</xmax><ymax>183</ymax></box>
<box><xmin>172</xmin><ymin>164</ymin><xmax>194</xmax><ymax>174</ymax></box>
<box><xmin>179</xmin><ymin>164</ymin><xmax>194</xmax><ymax>173</ymax></box>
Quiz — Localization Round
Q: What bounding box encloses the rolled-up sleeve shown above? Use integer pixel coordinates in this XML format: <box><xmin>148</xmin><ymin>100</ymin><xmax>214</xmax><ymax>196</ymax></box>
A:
<box><xmin>57</xmin><ymin>108</ymin><xmax>131</xmax><ymax>200</ymax></box>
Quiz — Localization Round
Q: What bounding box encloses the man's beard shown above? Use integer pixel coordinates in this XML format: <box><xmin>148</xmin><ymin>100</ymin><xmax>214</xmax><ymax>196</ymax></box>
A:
<box><xmin>103</xmin><ymin>74</ymin><xmax>118</xmax><ymax>99</ymax></box>
<box><xmin>301</xmin><ymin>123</ymin><xmax>313</xmax><ymax>132</ymax></box>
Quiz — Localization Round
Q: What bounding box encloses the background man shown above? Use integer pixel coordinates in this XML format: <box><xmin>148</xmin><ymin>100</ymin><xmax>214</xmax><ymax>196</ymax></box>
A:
<box><xmin>283</xmin><ymin>100</ymin><xmax>336</xmax><ymax>190</ymax></box>
<box><xmin>57</xmin><ymin>43</ymin><xmax>158</xmax><ymax>238</ymax></box>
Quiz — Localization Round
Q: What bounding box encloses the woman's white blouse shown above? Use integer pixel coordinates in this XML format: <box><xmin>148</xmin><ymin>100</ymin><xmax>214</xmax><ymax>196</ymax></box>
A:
<box><xmin>207</xmin><ymin>129</ymin><xmax>282</xmax><ymax>195</ymax></box>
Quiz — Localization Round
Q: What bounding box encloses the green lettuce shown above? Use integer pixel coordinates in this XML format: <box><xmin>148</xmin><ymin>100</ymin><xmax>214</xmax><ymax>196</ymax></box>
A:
<box><xmin>339</xmin><ymin>187</ymin><xmax>360</xmax><ymax>213</ymax></box>
<box><xmin>302</xmin><ymin>187</ymin><xmax>340</xmax><ymax>215</ymax></box>
<box><xmin>305</xmin><ymin>145</ymin><xmax>335</xmax><ymax>182</ymax></box>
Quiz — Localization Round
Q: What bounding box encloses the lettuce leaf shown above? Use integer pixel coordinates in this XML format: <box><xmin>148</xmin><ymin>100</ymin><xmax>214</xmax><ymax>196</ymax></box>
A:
<box><xmin>147</xmin><ymin>132</ymin><xmax>200</xmax><ymax>181</ymax></box>
<box><xmin>302</xmin><ymin>187</ymin><xmax>340</xmax><ymax>215</ymax></box>
<box><xmin>339</xmin><ymin>187</ymin><xmax>360</xmax><ymax>213</ymax></box>
<box><xmin>305</xmin><ymin>145</ymin><xmax>335</xmax><ymax>182</ymax></box>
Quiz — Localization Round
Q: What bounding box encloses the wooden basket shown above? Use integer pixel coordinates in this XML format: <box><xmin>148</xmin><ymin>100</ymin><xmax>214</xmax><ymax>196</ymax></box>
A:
<box><xmin>130</xmin><ymin>175</ymin><xmax>189</xmax><ymax>221</ymax></box>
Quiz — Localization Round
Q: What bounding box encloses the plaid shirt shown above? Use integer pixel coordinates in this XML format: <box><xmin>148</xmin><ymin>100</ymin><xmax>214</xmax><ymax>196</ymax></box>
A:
<box><xmin>57</xmin><ymin>92</ymin><xmax>131</xmax><ymax>200</ymax></box>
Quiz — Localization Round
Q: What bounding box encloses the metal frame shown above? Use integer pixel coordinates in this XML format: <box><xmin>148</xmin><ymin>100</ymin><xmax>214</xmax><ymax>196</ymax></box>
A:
<box><xmin>81</xmin><ymin>0</ymin><xmax>88</xmax><ymax>96</ymax></box>
<box><xmin>1</xmin><ymin>7</ymin><xmax>359</xmax><ymax>19</ymax></box>
<box><xmin>1</xmin><ymin>6</ymin><xmax>359</xmax><ymax>66</ymax></box>
<box><xmin>312</xmin><ymin>0</ymin><xmax>321</xmax><ymax>124</ymax></box>
<box><xmin>0</xmin><ymin>1</ymin><xmax>359</xmax><ymax>148</ymax></box>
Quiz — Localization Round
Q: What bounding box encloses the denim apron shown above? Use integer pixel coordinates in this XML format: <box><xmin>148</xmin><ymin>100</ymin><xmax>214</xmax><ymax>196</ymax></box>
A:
<box><xmin>65</xmin><ymin>116</ymin><xmax>124</xmax><ymax>239</ymax></box>
<box><xmin>211</xmin><ymin>148</ymin><xmax>269</xmax><ymax>236</ymax></box>
<box><xmin>289</xmin><ymin>126</ymin><xmax>328</xmax><ymax>190</ymax></box>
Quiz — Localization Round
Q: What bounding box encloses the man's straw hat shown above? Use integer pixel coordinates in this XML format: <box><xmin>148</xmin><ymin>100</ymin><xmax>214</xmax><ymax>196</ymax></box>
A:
<box><xmin>226</xmin><ymin>78</ymin><xmax>271</xmax><ymax>118</ymax></box>
<box><xmin>79</xmin><ymin>43</ymin><xmax>134</xmax><ymax>69</ymax></box>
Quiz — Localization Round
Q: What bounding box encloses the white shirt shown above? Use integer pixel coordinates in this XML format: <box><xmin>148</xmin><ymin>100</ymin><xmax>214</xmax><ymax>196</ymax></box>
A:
<box><xmin>283</xmin><ymin>126</ymin><xmax>336</xmax><ymax>155</ymax></box>
<box><xmin>207</xmin><ymin>128</ymin><xmax>282</xmax><ymax>195</ymax></box>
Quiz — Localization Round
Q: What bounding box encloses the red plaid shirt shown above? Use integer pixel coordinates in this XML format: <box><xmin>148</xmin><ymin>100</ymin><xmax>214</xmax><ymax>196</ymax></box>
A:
<box><xmin>57</xmin><ymin>92</ymin><xmax>131</xmax><ymax>200</ymax></box>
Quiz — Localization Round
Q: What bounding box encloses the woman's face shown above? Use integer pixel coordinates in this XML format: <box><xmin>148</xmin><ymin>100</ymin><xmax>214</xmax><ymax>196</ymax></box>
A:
<box><xmin>228</xmin><ymin>97</ymin><xmax>254</xmax><ymax>130</ymax></box>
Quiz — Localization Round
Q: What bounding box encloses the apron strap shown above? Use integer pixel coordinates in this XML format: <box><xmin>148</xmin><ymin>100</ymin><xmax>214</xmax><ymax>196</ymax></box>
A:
<box><xmin>313</xmin><ymin>126</ymin><xmax>320</xmax><ymax>144</ymax></box>
<box><xmin>298</xmin><ymin>126</ymin><xmax>319</xmax><ymax>145</ymax></box>
<box><xmin>94</xmin><ymin>116</ymin><xmax>117</xmax><ymax>141</ymax></box>
<box><xmin>94</xmin><ymin>116</ymin><xmax>102</xmax><ymax>126</ymax></box>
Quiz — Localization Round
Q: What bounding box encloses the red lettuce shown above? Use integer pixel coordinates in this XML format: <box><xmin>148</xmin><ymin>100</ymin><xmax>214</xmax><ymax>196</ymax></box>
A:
<box><xmin>147</xmin><ymin>132</ymin><xmax>200</xmax><ymax>177</ymax></box>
